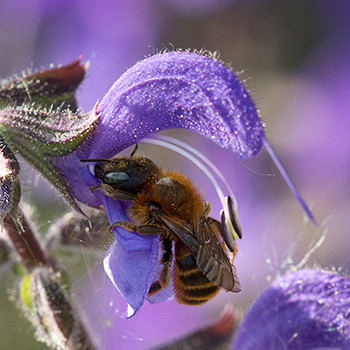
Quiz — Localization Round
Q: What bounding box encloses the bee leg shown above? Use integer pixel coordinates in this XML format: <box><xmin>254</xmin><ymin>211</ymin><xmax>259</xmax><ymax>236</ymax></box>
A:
<box><xmin>89</xmin><ymin>184</ymin><xmax>135</xmax><ymax>200</ymax></box>
<box><xmin>159</xmin><ymin>239</ymin><xmax>172</xmax><ymax>289</ymax></box>
<box><xmin>111</xmin><ymin>220</ymin><xmax>166</xmax><ymax>235</ymax></box>
<box><xmin>148</xmin><ymin>239</ymin><xmax>172</xmax><ymax>297</ymax></box>
<box><xmin>110</xmin><ymin>220</ymin><xmax>136</xmax><ymax>232</ymax></box>
<box><xmin>206</xmin><ymin>216</ymin><xmax>221</xmax><ymax>229</ymax></box>
<box><xmin>148</xmin><ymin>281</ymin><xmax>162</xmax><ymax>296</ymax></box>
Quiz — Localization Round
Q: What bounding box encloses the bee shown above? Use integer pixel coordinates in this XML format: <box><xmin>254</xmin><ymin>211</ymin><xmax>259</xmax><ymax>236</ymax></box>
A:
<box><xmin>81</xmin><ymin>147</ymin><xmax>241</xmax><ymax>305</ymax></box>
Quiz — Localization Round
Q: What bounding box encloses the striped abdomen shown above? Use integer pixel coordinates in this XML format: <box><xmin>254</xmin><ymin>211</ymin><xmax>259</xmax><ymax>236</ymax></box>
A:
<box><xmin>173</xmin><ymin>242</ymin><xmax>220</xmax><ymax>305</ymax></box>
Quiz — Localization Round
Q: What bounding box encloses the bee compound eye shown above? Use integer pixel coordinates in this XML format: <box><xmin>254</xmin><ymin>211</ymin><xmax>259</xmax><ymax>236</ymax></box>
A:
<box><xmin>104</xmin><ymin>171</ymin><xmax>130</xmax><ymax>184</ymax></box>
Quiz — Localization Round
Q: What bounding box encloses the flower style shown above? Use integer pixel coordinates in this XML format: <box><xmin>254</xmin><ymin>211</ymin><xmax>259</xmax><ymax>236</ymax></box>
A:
<box><xmin>0</xmin><ymin>51</ymin><xmax>315</xmax><ymax>317</ymax></box>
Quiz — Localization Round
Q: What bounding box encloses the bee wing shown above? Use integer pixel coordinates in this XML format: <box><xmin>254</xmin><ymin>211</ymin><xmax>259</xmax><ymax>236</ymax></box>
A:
<box><xmin>194</xmin><ymin>217</ymin><xmax>241</xmax><ymax>292</ymax></box>
<box><xmin>156</xmin><ymin>213</ymin><xmax>240</xmax><ymax>293</ymax></box>
<box><xmin>155</xmin><ymin>214</ymin><xmax>201</xmax><ymax>252</ymax></box>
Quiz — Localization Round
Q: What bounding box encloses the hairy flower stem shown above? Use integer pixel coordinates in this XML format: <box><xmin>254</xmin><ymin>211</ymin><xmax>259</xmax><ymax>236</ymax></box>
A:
<box><xmin>3</xmin><ymin>209</ymin><xmax>97</xmax><ymax>350</ymax></box>
<box><xmin>3</xmin><ymin>209</ymin><xmax>48</xmax><ymax>271</ymax></box>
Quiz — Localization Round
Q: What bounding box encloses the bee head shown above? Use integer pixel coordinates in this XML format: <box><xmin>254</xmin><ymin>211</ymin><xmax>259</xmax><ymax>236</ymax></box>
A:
<box><xmin>82</xmin><ymin>156</ymin><xmax>160</xmax><ymax>193</ymax></box>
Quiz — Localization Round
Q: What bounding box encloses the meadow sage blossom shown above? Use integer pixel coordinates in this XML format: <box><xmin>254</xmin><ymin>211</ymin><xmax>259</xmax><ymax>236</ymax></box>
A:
<box><xmin>0</xmin><ymin>51</ymin><xmax>315</xmax><ymax>318</ymax></box>
<box><xmin>232</xmin><ymin>269</ymin><xmax>350</xmax><ymax>350</ymax></box>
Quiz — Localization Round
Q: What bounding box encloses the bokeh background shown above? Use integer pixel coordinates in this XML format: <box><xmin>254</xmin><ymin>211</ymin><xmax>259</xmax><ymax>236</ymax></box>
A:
<box><xmin>0</xmin><ymin>0</ymin><xmax>349</xmax><ymax>349</ymax></box>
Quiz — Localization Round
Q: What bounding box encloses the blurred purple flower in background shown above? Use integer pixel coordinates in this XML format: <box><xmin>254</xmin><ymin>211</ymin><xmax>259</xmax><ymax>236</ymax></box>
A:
<box><xmin>0</xmin><ymin>0</ymin><xmax>162</xmax><ymax>111</ymax></box>
<box><xmin>233</xmin><ymin>269</ymin><xmax>350</xmax><ymax>349</ymax></box>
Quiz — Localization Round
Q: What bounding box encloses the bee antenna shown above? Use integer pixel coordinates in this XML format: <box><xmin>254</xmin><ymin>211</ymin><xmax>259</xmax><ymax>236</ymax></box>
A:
<box><xmin>130</xmin><ymin>143</ymin><xmax>139</xmax><ymax>157</ymax></box>
<box><xmin>80</xmin><ymin>158</ymin><xmax>112</xmax><ymax>163</ymax></box>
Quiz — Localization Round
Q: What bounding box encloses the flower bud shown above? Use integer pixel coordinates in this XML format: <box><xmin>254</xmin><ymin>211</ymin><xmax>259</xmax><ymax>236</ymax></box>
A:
<box><xmin>0</xmin><ymin>57</ymin><xmax>87</xmax><ymax>110</ymax></box>
<box><xmin>21</xmin><ymin>268</ymin><xmax>73</xmax><ymax>350</ymax></box>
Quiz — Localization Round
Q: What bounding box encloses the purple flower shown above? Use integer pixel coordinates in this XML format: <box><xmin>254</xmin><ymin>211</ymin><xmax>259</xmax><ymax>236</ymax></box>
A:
<box><xmin>233</xmin><ymin>269</ymin><xmax>350</xmax><ymax>349</ymax></box>
<box><xmin>48</xmin><ymin>51</ymin><xmax>315</xmax><ymax>317</ymax></box>
<box><xmin>46</xmin><ymin>51</ymin><xmax>267</xmax><ymax>316</ymax></box>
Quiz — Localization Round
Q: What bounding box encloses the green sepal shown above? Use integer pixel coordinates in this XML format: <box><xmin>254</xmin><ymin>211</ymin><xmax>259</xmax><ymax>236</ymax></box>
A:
<box><xmin>5</xmin><ymin>137</ymin><xmax>85</xmax><ymax>215</ymax></box>
<box><xmin>0</xmin><ymin>106</ymin><xmax>99</xmax><ymax>156</ymax></box>
<box><xmin>59</xmin><ymin>270</ymin><xmax>71</xmax><ymax>296</ymax></box>
<box><xmin>0</xmin><ymin>106</ymin><xmax>99</xmax><ymax>215</ymax></box>
<box><xmin>30</xmin><ymin>268</ymin><xmax>74</xmax><ymax>344</ymax></box>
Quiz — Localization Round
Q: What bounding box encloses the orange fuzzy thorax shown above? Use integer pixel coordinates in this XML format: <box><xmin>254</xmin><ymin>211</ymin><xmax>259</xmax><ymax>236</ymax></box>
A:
<box><xmin>131</xmin><ymin>168</ymin><xmax>205</xmax><ymax>225</ymax></box>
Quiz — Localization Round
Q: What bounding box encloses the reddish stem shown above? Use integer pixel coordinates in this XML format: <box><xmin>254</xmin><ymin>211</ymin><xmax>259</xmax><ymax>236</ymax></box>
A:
<box><xmin>3</xmin><ymin>209</ymin><xmax>48</xmax><ymax>271</ymax></box>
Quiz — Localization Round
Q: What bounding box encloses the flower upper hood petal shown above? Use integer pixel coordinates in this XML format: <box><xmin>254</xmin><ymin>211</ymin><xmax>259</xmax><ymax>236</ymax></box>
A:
<box><xmin>58</xmin><ymin>51</ymin><xmax>263</xmax><ymax>207</ymax></box>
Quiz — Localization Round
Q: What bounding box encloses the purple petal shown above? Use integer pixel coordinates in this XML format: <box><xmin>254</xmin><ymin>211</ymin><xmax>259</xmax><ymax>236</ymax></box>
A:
<box><xmin>103</xmin><ymin>240</ymin><xmax>159</xmax><ymax>318</ymax></box>
<box><xmin>146</xmin><ymin>263</ymin><xmax>174</xmax><ymax>305</ymax></box>
<box><xmin>146</xmin><ymin>283</ymin><xmax>174</xmax><ymax>305</ymax></box>
<box><xmin>95</xmin><ymin>193</ymin><xmax>153</xmax><ymax>251</ymax></box>
<box><xmin>233</xmin><ymin>269</ymin><xmax>350</xmax><ymax>349</ymax></box>
<box><xmin>97</xmin><ymin>193</ymin><xmax>161</xmax><ymax>317</ymax></box>
<box><xmin>90</xmin><ymin>51</ymin><xmax>264</xmax><ymax>160</ymax></box>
